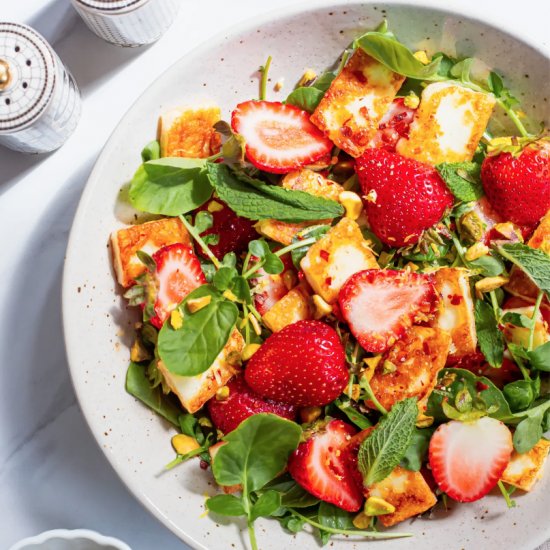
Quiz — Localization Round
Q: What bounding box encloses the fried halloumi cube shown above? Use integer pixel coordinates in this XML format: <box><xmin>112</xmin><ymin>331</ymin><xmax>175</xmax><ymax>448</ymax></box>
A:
<box><xmin>255</xmin><ymin>170</ymin><xmax>344</xmax><ymax>246</ymax></box>
<box><xmin>262</xmin><ymin>285</ymin><xmax>314</xmax><ymax>332</ymax></box>
<box><xmin>501</xmin><ymin>302</ymin><xmax>549</xmax><ymax>349</ymax></box>
<box><xmin>111</xmin><ymin>217</ymin><xmax>191</xmax><ymax>287</ymax></box>
<box><xmin>501</xmin><ymin>439</ymin><xmax>550</xmax><ymax>491</ymax></box>
<box><xmin>366</xmin><ymin>327</ymin><xmax>451</xmax><ymax>413</ymax></box>
<box><xmin>311</xmin><ymin>49</ymin><xmax>405</xmax><ymax>158</ymax></box>
<box><xmin>430</xmin><ymin>267</ymin><xmax>477</xmax><ymax>361</ymax></box>
<box><xmin>300</xmin><ymin>218</ymin><xmax>379</xmax><ymax>304</ymax></box>
<box><xmin>396</xmin><ymin>82</ymin><xmax>495</xmax><ymax>165</ymax></box>
<box><xmin>157</xmin><ymin>329</ymin><xmax>243</xmax><ymax>414</ymax></box>
<box><xmin>366</xmin><ymin>466</ymin><xmax>437</xmax><ymax>527</ymax></box>
<box><xmin>159</xmin><ymin>105</ymin><xmax>221</xmax><ymax>158</ymax></box>
<box><xmin>506</xmin><ymin>210</ymin><xmax>550</xmax><ymax>313</ymax></box>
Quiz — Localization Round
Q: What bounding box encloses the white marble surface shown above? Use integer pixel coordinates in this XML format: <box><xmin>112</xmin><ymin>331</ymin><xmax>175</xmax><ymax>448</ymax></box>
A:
<box><xmin>0</xmin><ymin>1</ymin><xmax>548</xmax><ymax>549</ymax></box>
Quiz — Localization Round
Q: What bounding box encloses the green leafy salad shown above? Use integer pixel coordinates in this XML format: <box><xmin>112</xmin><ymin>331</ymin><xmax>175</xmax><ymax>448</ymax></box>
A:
<box><xmin>111</xmin><ymin>20</ymin><xmax>550</xmax><ymax>550</ymax></box>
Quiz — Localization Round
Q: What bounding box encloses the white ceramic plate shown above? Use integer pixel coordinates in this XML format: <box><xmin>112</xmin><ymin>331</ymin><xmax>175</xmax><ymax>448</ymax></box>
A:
<box><xmin>63</xmin><ymin>2</ymin><xmax>550</xmax><ymax>549</ymax></box>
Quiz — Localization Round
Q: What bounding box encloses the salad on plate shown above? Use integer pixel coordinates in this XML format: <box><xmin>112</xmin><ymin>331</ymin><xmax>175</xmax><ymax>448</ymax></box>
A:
<box><xmin>109</xmin><ymin>20</ymin><xmax>550</xmax><ymax>550</ymax></box>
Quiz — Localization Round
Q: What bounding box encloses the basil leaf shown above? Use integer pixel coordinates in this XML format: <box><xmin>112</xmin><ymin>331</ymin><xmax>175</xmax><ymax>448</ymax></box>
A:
<box><xmin>474</xmin><ymin>300</ymin><xmax>504</xmax><ymax>368</ymax></box>
<box><xmin>129</xmin><ymin>158</ymin><xmax>212</xmax><ymax>216</ymax></box>
<box><xmin>354</xmin><ymin>32</ymin><xmax>442</xmax><ymax>80</ymax></box>
<box><xmin>250</xmin><ymin>490</ymin><xmax>282</xmax><ymax>521</ymax></box>
<box><xmin>436</xmin><ymin>162</ymin><xmax>483</xmax><ymax>202</ymax></box>
<box><xmin>212</xmin><ymin>414</ymin><xmax>301</xmax><ymax>492</ymax></box>
<box><xmin>125</xmin><ymin>362</ymin><xmax>180</xmax><ymax>426</ymax></box>
<box><xmin>141</xmin><ymin>140</ymin><xmax>160</xmax><ymax>162</ymax></box>
<box><xmin>426</xmin><ymin>368</ymin><xmax>513</xmax><ymax>422</ymax></box>
<box><xmin>400</xmin><ymin>427</ymin><xmax>434</xmax><ymax>471</ymax></box>
<box><xmin>358</xmin><ymin>397</ymin><xmax>418</xmax><ymax>486</ymax></box>
<box><xmin>528</xmin><ymin>342</ymin><xmax>550</xmax><ymax>372</ymax></box>
<box><xmin>286</xmin><ymin>87</ymin><xmax>324</xmax><ymax>112</ymax></box>
<box><xmin>498</xmin><ymin>243</ymin><xmax>550</xmax><ymax>296</ymax></box>
<box><xmin>207</xmin><ymin>163</ymin><xmax>344</xmax><ymax>222</ymax></box>
<box><xmin>290</xmin><ymin>225</ymin><xmax>331</xmax><ymax>268</ymax></box>
<box><xmin>206</xmin><ymin>494</ymin><xmax>246</xmax><ymax>516</ymax></box>
<box><xmin>158</xmin><ymin>286</ymin><xmax>238</xmax><ymax>376</ymax></box>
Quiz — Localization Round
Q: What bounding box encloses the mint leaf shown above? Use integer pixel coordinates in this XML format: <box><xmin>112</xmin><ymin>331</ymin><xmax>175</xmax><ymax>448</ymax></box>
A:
<box><xmin>498</xmin><ymin>243</ymin><xmax>550</xmax><ymax>296</ymax></box>
<box><xmin>474</xmin><ymin>300</ymin><xmax>504</xmax><ymax>368</ymax></box>
<box><xmin>286</xmin><ymin>87</ymin><xmax>324</xmax><ymax>112</ymax></box>
<box><xmin>358</xmin><ymin>397</ymin><xmax>418</xmax><ymax>486</ymax></box>
<box><xmin>436</xmin><ymin>161</ymin><xmax>483</xmax><ymax>202</ymax></box>
<box><xmin>129</xmin><ymin>158</ymin><xmax>212</xmax><ymax>216</ymax></box>
<box><xmin>212</xmin><ymin>414</ymin><xmax>301</xmax><ymax>491</ymax></box>
<box><xmin>207</xmin><ymin>163</ymin><xmax>343</xmax><ymax>222</ymax></box>
<box><xmin>157</xmin><ymin>285</ymin><xmax>238</xmax><ymax>376</ymax></box>
<box><xmin>354</xmin><ymin>32</ymin><xmax>442</xmax><ymax>80</ymax></box>
<box><xmin>125</xmin><ymin>362</ymin><xmax>180</xmax><ymax>426</ymax></box>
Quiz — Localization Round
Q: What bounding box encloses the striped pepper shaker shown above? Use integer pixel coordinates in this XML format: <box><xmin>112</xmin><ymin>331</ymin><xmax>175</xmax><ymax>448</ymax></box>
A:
<box><xmin>0</xmin><ymin>23</ymin><xmax>81</xmax><ymax>154</ymax></box>
<box><xmin>70</xmin><ymin>0</ymin><xmax>181</xmax><ymax>47</ymax></box>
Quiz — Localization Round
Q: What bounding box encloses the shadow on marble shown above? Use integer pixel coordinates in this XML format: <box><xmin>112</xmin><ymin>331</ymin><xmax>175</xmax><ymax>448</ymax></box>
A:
<box><xmin>0</xmin><ymin>148</ymin><xmax>51</xmax><ymax>196</ymax></box>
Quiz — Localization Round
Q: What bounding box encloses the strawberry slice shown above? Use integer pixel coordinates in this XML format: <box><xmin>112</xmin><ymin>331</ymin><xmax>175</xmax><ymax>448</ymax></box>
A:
<box><xmin>251</xmin><ymin>254</ymin><xmax>296</xmax><ymax>315</ymax></box>
<box><xmin>288</xmin><ymin>419</ymin><xmax>364</xmax><ymax>512</ymax></box>
<box><xmin>245</xmin><ymin>320</ymin><xmax>348</xmax><ymax>406</ymax></box>
<box><xmin>338</xmin><ymin>269</ymin><xmax>437</xmax><ymax>353</ymax></box>
<box><xmin>150</xmin><ymin>243</ymin><xmax>206</xmax><ymax>328</ymax></box>
<box><xmin>207</xmin><ymin>376</ymin><xmax>296</xmax><ymax>434</ymax></box>
<box><xmin>231</xmin><ymin>101</ymin><xmax>334</xmax><ymax>174</ymax></box>
<box><xmin>428</xmin><ymin>417</ymin><xmax>513</xmax><ymax>502</ymax></box>
<box><xmin>370</xmin><ymin>97</ymin><xmax>416</xmax><ymax>151</ymax></box>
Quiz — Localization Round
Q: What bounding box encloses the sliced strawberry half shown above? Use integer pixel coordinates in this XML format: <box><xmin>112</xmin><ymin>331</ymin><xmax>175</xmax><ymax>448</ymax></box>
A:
<box><xmin>150</xmin><ymin>243</ymin><xmax>206</xmax><ymax>328</ymax></box>
<box><xmin>251</xmin><ymin>254</ymin><xmax>296</xmax><ymax>315</ymax></box>
<box><xmin>338</xmin><ymin>269</ymin><xmax>437</xmax><ymax>353</ymax></box>
<box><xmin>207</xmin><ymin>376</ymin><xmax>296</xmax><ymax>434</ymax></box>
<box><xmin>428</xmin><ymin>416</ymin><xmax>513</xmax><ymax>502</ymax></box>
<box><xmin>231</xmin><ymin>100</ymin><xmax>334</xmax><ymax>173</ymax></box>
<box><xmin>370</xmin><ymin>97</ymin><xmax>416</xmax><ymax>151</ymax></box>
<box><xmin>288</xmin><ymin>419</ymin><xmax>364</xmax><ymax>512</ymax></box>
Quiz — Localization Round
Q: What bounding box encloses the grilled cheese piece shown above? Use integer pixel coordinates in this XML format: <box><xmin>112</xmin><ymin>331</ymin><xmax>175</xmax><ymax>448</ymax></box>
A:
<box><xmin>367</xmin><ymin>327</ymin><xmax>451</xmax><ymax>414</ymax></box>
<box><xmin>506</xmin><ymin>210</ymin><xmax>550</xmax><ymax>314</ymax></box>
<box><xmin>501</xmin><ymin>439</ymin><xmax>550</xmax><ymax>491</ymax></box>
<box><xmin>262</xmin><ymin>285</ymin><xmax>314</xmax><ymax>332</ymax></box>
<box><xmin>255</xmin><ymin>170</ymin><xmax>344</xmax><ymax>246</ymax></box>
<box><xmin>431</xmin><ymin>267</ymin><xmax>477</xmax><ymax>361</ymax></box>
<box><xmin>157</xmin><ymin>329</ymin><xmax>243</xmax><ymax>414</ymax></box>
<box><xmin>396</xmin><ymin>82</ymin><xmax>495</xmax><ymax>165</ymax></box>
<box><xmin>311</xmin><ymin>49</ymin><xmax>405</xmax><ymax>158</ymax></box>
<box><xmin>111</xmin><ymin>218</ymin><xmax>191</xmax><ymax>287</ymax></box>
<box><xmin>366</xmin><ymin>466</ymin><xmax>437</xmax><ymax>527</ymax></box>
<box><xmin>501</xmin><ymin>303</ymin><xmax>549</xmax><ymax>349</ymax></box>
<box><xmin>300</xmin><ymin>218</ymin><xmax>379</xmax><ymax>304</ymax></box>
<box><xmin>159</xmin><ymin>105</ymin><xmax>221</xmax><ymax>158</ymax></box>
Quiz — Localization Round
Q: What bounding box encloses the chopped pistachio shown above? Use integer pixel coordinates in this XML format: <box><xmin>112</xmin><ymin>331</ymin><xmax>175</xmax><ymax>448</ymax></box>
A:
<box><xmin>403</xmin><ymin>91</ymin><xmax>420</xmax><ymax>109</ymax></box>
<box><xmin>353</xmin><ymin>511</ymin><xmax>373</xmax><ymax>529</ymax></box>
<box><xmin>465</xmin><ymin>242</ymin><xmax>489</xmax><ymax>261</ymax></box>
<box><xmin>363</xmin><ymin>189</ymin><xmax>377</xmax><ymax>204</ymax></box>
<box><xmin>207</xmin><ymin>200</ymin><xmax>224</xmax><ymax>213</ymax></box>
<box><xmin>298</xmin><ymin>68</ymin><xmax>317</xmax><ymax>87</ymax></box>
<box><xmin>170</xmin><ymin>309</ymin><xmax>184</xmax><ymax>330</ymax></box>
<box><xmin>130</xmin><ymin>337</ymin><xmax>152</xmax><ymax>362</ymax></box>
<box><xmin>339</xmin><ymin>191</ymin><xmax>363</xmax><ymax>220</ymax></box>
<box><xmin>475</xmin><ymin>276</ymin><xmax>509</xmax><ymax>297</ymax></box>
<box><xmin>172</xmin><ymin>434</ymin><xmax>200</xmax><ymax>455</ymax></box>
<box><xmin>413</xmin><ymin>50</ymin><xmax>430</xmax><ymax>64</ymax></box>
<box><xmin>242</xmin><ymin>343</ymin><xmax>261</xmax><ymax>361</ymax></box>
<box><xmin>364</xmin><ymin>496</ymin><xmax>396</xmax><ymax>516</ymax></box>
<box><xmin>459</xmin><ymin>210</ymin><xmax>486</xmax><ymax>243</ymax></box>
<box><xmin>274</xmin><ymin>78</ymin><xmax>285</xmax><ymax>92</ymax></box>
<box><xmin>222</xmin><ymin>289</ymin><xmax>238</xmax><ymax>302</ymax></box>
<box><xmin>215</xmin><ymin>386</ymin><xmax>230</xmax><ymax>401</ymax></box>
<box><xmin>187</xmin><ymin>295</ymin><xmax>212</xmax><ymax>313</ymax></box>
<box><xmin>493</xmin><ymin>222</ymin><xmax>523</xmax><ymax>242</ymax></box>
<box><xmin>416</xmin><ymin>413</ymin><xmax>435</xmax><ymax>428</ymax></box>
<box><xmin>382</xmin><ymin>360</ymin><xmax>397</xmax><ymax>374</ymax></box>
<box><xmin>363</xmin><ymin>355</ymin><xmax>382</xmax><ymax>381</ymax></box>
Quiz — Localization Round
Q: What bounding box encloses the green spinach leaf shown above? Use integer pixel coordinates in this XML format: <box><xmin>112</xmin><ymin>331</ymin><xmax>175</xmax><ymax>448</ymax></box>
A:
<box><xmin>286</xmin><ymin>87</ymin><xmax>324</xmax><ymax>112</ymax></box>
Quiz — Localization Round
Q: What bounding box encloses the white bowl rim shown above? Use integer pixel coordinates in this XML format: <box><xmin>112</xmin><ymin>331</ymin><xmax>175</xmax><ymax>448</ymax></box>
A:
<box><xmin>9</xmin><ymin>529</ymin><xmax>132</xmax><ymax>550</ymax></box>
<box><xmin>62</xmin><ymin>1</ymin><xmax>550</xmax><ymax>549</ymax></box>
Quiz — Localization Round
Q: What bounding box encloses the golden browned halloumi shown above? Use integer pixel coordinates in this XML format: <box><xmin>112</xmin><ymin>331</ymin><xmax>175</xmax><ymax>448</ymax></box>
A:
<box><xmin>366</xmin><ymin>327</ymin><xmax>451</xmax><ymax>413</ymax></box>
<box><xmin>501</xmin><ymin>439</ymin><xmax>550</xmax><ymax>491</ymax></box>
<box><xmin>262</xmin><ymin>285</ymin><xmax>314</xmax><ymax>332</ymax></box>
<box><xmin>505</xmin><ymin>210</ymin><xmax>550</xmax><ymax>314</ymax></box>
<box><xmin>365</xmin><ymin>466</ymin><xmax>437</xmax><ymax>527</ymax></box>
<box><xmin>311</xmin><ymin>49</ymin><xmax>405</xmax><ymax>158</ymax></box>
<box><xmin>157</xmin><ymin>329</ymin><xmax>243</xmax><ymax>414</ymax></box>
<box><xmin>255</xmin><ymin>169</ymin><xmax>344</xmax><ymax>246</ymax></box>
<box><xmin>111</xmin><ymin>217</ymin><xmax>191</xmax><ymax>287</ymax></box>
<box><xmin>300</xmin><ymin>218</ymin><xmax>379</xmax><ymax>304</ymax></box>
<box><xmin>396</xmin><ymin>82</ymin><xmax>495</xmax><ymax>165</ymax></box>
<box><xmin>159</xmin><ymin>105</ymin><xmax>221</xmax><ymax>158</ymax></box>
<box><xmin>501</xmin><ymin>302</ymin><xmax>549</xmax><ymax>349</ymax></box>
<box><xmin>430</xmin><ymin>267</ymin><xmax>477</xmax><ymax>361</ymax></box>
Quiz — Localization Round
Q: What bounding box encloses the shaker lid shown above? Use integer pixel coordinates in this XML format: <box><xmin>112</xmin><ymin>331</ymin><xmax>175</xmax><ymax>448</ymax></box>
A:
<box><xmin>0</xmin><ymin>23</ymin><xmax>56</xmax><ymax>132</ymax></box>
<box><xmin>72</xmin><ymin>0</ymin><xmax>148</xmax><ymax>12</ymax></box>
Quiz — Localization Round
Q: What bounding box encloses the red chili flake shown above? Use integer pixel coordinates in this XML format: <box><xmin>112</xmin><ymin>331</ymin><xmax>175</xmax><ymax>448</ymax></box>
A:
<box><xmin>353</xmin><ymin>70</ymin><xmax>367</xmax><ymax>84</ymax></box>
<box><xmin>320</xmin><ymin>249</ymin><xmax>330</xmax><ymax>261</ymax></box>
<box><xmin>325</xmin><ymin>276</ymin><xmax>333</xmax><ymax>286</ymax></box>
<box><xmin>448</xmin><ymin>294</ymin><xmax>463</xmax><ymax>306</ymax></box>
<box><xmin>476</xmin><ymin>381</ymin><xmax>489</xmax><ymax>392</ymax></box>
<box><xmin>298</xmin><ymin>270</ymin><xmax>305</xmax><ymax>281</ymax></box>
<box><xmin>423</xmin><ymin>342</ymin><xmax>431</xmax><ymax>354</ymax></box>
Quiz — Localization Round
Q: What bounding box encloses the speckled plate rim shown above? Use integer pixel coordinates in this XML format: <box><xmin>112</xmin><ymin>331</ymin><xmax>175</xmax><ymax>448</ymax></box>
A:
<box><xmin>62</xmin><ymin>2</ymin><xmax>550</xmax><ymax>550</ymax></box>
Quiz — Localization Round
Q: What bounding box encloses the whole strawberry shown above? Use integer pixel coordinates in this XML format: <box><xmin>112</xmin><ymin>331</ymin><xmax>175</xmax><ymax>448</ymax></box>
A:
<box><xmin>244</xmin><ymin>320</ymin><xmax>348</xmax><ymax>406</ymax></box>
<box><xmin>356</xmin><ymin>148</ymin><xmax>453</xmax><ymax>246</ymax></box>
<box><xmin>207</xmin><ymin>376</ymin><xmax>296</xmax><ymax>434</ymax></box>
<box><xmin>481</xmin><ymin>143</ymin><xmax>550</xmax><ymax>226</ymax></box>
